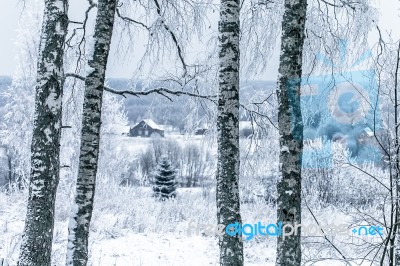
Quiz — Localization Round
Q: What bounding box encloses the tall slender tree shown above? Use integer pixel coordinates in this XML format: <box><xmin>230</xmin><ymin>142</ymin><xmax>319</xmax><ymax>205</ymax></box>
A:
<box><xmin>66</xmin><ymin>0</ymin><xmax>117</xmax><ymax>265</ymax></box>
<box><xmin>18</xmin><ymin>0</ymin><xmax>69</xmax><ymax>265</ymax></box>
<box><xmin>216</xmin><ymin>0</ymin><xmax>243</xmax><ymax>264</ymax></box>
<box><xmin>275</xmin><ymin>0</ymin><xmax>307</xmax><ymax>265</ymax></box>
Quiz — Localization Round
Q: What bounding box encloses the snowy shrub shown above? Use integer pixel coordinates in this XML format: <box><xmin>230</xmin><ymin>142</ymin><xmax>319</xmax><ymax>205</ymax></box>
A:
<box><xmin>303</xmin><ymin>139</ymin><xmax>387</xmax><ymax>207</ymax></box>
<box><xmin>180</xmin><ymin>143</ymin><xmax>214</xmax><ymax>187</ymax></box>
<box><xmin>151</xmin><ymin>139</ymin><xmax>182</xmax><ymax>165</ymax></box>
<box><xmin>138</xmin><ymin>148</ymin><xmax>156</xmax><ymax>183</ymax></box>
<box><xmin>135</xmin><ymin>138</ymin><xmax>215</xmax><ymax>187</ymax></box>
<box><xmin>239</xmin><ymin>131</ymin><xmax>280</xmax><ymax>203</ymax></box>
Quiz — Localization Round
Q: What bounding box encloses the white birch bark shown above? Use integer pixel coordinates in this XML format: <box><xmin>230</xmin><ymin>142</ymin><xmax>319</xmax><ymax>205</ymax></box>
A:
<box><xmin>18</xmin><ymin>0</ymin><xmax>69</xmax><ymax>265</ymax></box>
<box><xmin>275</xmin><ymin>0</ymin><xmax>307</xmax><ymax>265</ymax></box>
<box><xmin>66</xmin><ymin>0</ymin><xmax>117</xmax><ymax>265</ymax></box>
<box><xmin>216</xmin><ymin>0</ymin><xmax>243</xmax><ymax>264</ymax></box>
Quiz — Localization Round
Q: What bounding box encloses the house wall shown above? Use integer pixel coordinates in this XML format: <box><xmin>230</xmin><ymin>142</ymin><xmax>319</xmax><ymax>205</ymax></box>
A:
<box><xmin>129</xmin><ymin>122</ymin><xmax>164</xmax><ymax>137</ymax></box>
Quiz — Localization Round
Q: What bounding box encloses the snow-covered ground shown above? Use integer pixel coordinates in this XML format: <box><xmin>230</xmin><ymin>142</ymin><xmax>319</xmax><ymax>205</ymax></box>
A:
<box><xmin>0</xmin><ymin>183</ymin><xmax>384</xmax><ymax>265</ymax></box>
<box><xmin>0</xmin><ymin>136</ymin><xmax>388</xmax><ymax>265</ymax></box>
<box><xmin>0</xmin><ymin>186</ymin><xmax>276</xmax><ymax>265</ymax></box>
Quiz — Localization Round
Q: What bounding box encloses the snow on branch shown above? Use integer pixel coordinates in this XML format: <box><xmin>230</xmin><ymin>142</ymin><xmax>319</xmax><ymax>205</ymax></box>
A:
<box><xmin>115</xmin><ymin>7</ymin><xmax>150</xmax><ymax>30</ymax></box>
<box><xmin>65</xmin><ymin>73</ymin><xmax>217</xmax><ymax>102</ymax></box>
<box><xmin>152</xmin><ymin>0</ymin><xmax>188</xmax><ymax>76</ymax></box>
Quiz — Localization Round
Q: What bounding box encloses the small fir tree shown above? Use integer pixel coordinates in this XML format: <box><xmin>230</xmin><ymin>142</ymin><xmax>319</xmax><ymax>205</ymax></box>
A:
<box><xmin>153</xmin><ymin>156</ymin><xmax>177</xmax><ymax>199</ymax></box>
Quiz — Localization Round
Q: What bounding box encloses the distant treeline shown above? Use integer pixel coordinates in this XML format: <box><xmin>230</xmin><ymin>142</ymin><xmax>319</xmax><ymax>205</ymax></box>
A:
<box><xmin>0</xmin><ymin>76</ymin><xmax>276</xmax><ymax>129</ymax></box>
<box><xmin>106</xmin><ymin>79</ymin><xmax>276</xmax><ymax>128</ymax></box>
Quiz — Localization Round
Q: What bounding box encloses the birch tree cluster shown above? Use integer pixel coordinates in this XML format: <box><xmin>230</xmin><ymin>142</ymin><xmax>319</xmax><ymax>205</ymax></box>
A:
<box><xmin>2</xmin><ymin>0</ymin><xmax>400</xmax><ymax>265</ymax></box>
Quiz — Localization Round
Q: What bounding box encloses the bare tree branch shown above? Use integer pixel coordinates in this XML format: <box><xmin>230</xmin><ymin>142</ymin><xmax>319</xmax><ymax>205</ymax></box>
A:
<box><xmin>116</xmin><ymin>7</ymin><xmax>150</xmax><ymax>30</ymax></box>
<box><xmin>65</xmin><ymin>73</ymin><xmax>217</xmax><ymax>102</ymax></box>
<box><xmin>152</xmin><ymin>0</ymin><xmax>188</xmax><ymax>76</ymax></box>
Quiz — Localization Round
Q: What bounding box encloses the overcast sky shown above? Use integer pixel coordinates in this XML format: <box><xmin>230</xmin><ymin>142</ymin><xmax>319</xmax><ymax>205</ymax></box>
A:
<box><xmin>0</xmin><ymin>0</ymin><xmax>399</xmax><ymax>80</ymax></box>
<box><xmin>0</xmin><ymin>1</ymin><xmax>19</xmax><ymax>77</ymax></box>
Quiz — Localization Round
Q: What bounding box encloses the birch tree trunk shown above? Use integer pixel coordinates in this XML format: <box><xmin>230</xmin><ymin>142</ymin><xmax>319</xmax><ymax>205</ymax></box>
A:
<box><xmin>18</xmin><ymin>1</ymin><xmax>68</xmax><ymax>265</ymax></box>
<box><xmin>216</xmin><ymin>0</ymin><xmax>243</xmax><ymax>264</ymax></box>
<box><xmin>66</xmin><ymin>0</ymin><xmax>117</xmax><ymax>265</ymax></box>
<box><xmin>275</xmin><ymin>0</ymin><xmax>307</xmax><ymax>265</ymax></box>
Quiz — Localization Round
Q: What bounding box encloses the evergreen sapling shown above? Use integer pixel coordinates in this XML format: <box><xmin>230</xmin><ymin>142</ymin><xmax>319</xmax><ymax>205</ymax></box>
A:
<box><xmin>153</xmin><ymin>156</ymin><xmax>177</xmax><ymax>199</ymax></box>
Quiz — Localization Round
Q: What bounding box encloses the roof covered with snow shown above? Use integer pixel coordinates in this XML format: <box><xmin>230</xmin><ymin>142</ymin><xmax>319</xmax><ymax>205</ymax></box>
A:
<box><xmin>139</xmin><ymin>119</ymin><xmax>164</xmax><ymax>131</ymax></box>
<box><xmin>363</xmin><ymin>127</ymin><xmax>374</xmax><ymax>137</ymax></box>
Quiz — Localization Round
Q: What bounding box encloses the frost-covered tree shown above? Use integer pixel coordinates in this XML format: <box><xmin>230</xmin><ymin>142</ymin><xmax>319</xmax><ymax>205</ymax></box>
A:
<box><xmin>18</xmin><ymin>0</ymin><xmax>69</xmax><ymax>265</ymax></box>
<box><xmin>349</xmin><ymin>33</ymin><xmax>400</xmax><ymax>266</ymax></box>
<box><xmin>0</xmin><ymin>0</ymin><xmax>42</xmax><ymax>187</ymax></box>
<box><xmin>153</xmin><ymin>156</ymin><xmax>177</xmax><ymax>199</ymax></box>
<box><xmin>216</xmin><ymin>0</ymin><xmax>243</xmax><ymax>264</ymax></box>
<box><xmin>96</xmin><ymin>93</ymin><xmax>131</xmax><ymax>182</ymax></box>
<box><xmin>66</xmin><ymin>0</ymin><xmax>118</xmax><ymax>265</ymax></box>
<box><xmin>275</xmin><ymin>0</ymin><xmax>307</xmax><ymax>265</ymax></box>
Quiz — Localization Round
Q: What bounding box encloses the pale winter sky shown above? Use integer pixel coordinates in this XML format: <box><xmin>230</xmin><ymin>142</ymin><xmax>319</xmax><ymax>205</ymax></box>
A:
<box><xmin>0</xmin><ymin>0</ymin><xmax>399</xmax><ymax>80</ymax></box>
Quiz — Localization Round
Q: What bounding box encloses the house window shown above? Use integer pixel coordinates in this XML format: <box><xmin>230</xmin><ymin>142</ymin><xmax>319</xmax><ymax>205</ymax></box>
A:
<box><xmin>145</xmin><ymin>130</ymin><xmax>149</xmax><ymax>136</ymax></box>
<box><xmin>138</xmin><ymin>130</ymin><xmax>142</xmax><ymax>135</ymax></box>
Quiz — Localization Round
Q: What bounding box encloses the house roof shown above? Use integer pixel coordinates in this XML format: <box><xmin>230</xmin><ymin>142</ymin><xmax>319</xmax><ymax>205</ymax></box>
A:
<box><xmin>138</xmin><ymin>119</ymin><xmax>164</xmax><ymax>131</ymax></box>
<box><xmin>363</xmin><ymin>127</ymin><xmax>374</xmax><ymax>137</ymax></box>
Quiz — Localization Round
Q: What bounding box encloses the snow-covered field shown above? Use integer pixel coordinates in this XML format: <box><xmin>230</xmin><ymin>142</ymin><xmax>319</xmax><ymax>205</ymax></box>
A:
<box><xmin>0</xmin><ymin>184</ymin><xmax>383</xmax><ymax>265</ymax></box>
<box><xmin>0</xmin><ymin>136</ymin><xmax>388</xmax><ymax>265</ymax></box>
<box><xmin>0</xmin><ymin>185</ymin><xmax>276</xmax><ymax>265</ymax></box>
